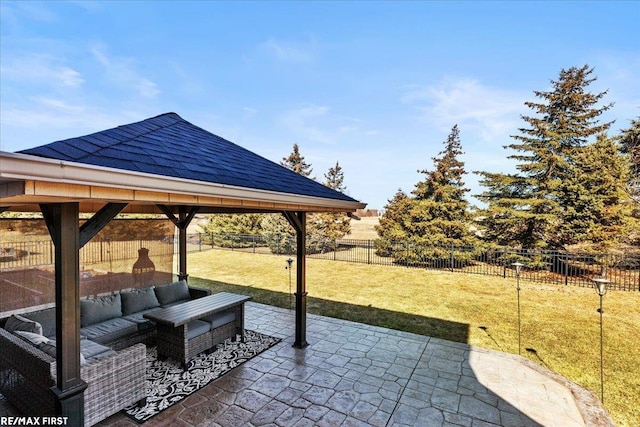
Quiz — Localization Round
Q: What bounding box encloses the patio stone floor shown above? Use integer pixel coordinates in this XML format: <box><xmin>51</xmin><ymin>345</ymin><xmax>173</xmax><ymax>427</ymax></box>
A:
<box><xmin>2</xmin><ymin>302</ymin><xmax>613</xmax><ymax>426</ymax></box>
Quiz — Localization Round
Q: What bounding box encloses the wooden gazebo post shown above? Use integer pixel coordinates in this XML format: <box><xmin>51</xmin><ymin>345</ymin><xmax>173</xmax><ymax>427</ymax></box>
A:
<box><xmin>41</xmin><ymin>203</ymin><xmax>87</xmax><ymax>425</ymax></box>
<box><xmin>284</xmin><ymin>211</ymin><xmax>308</xmax><ymax>348</ymax></box>
<box><xmin>158</xmin><ymin>205</ymin><xmax>198</xmax><ymax>282</ymax></box>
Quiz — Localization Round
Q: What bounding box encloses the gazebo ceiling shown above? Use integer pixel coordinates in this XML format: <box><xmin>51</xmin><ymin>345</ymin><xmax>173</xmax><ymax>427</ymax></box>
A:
<box><xmin>0</xmin><ymin>113</ymin><xmax>366</xmax><ymax>214</ymax></box>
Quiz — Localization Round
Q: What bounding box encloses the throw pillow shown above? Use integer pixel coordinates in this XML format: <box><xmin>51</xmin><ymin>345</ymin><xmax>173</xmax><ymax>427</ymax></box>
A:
<box><xmin>14</xmin><ymin>330</ymin><xmax>50</xmax><ymax>346</ymax></box>
<box><xmin>80</xmin><ymin>294</ymin><xmax>122</xmax><ymax>327</ymax></box>
<box><xmin>155</xmin><ymin>280</ymin><xmax>190</xmax><ymax>305</ymax></box>
<box><xmin>121</xmin><ymin>287</ymin><xmax>160</xmax><ymax>315</ymax></box>
<box><xmin>4</xmin><ymin>314</ymin><xmax>43</xmax><ymax>335</ymax></box>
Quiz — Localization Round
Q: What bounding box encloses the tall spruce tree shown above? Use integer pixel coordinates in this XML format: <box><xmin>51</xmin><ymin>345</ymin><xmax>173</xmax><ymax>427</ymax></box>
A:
<box><xmin>376</xmin><ymin>125</ymin><xmax>475</xmax><ymax>264</ymax></box>
<box><xmin>375</xmin><ymin>189</ymin><xmax>412</xmax><ymax>257</ymax></box>
<box><xmin>619</xmin><ymin>118</ymin><xmax>640</xmax><ymax>210</ymax></box>
<box><xmin>263</xmin><ymin>144</ymin><xmax>332</xmax><ymax>253</ymax></box>
<box><xmin>476</xmin><ymin>65</ymin><xmax>613</xmax><ymax>249</ymax></box>
<box><xmin>313</xmin><ymin>162</ymin><xmax>351</xmax><ymax>244</ymax></box>
<box><xmin>281</xmin><ymin>143</ymin><xmax>313</xmax><ymax>177</ymax></box>
<box><xmin>411</xmin><ymin>125</ymin><xmax>472</xmax><ymax>241</ymax></box>
<box><xmin>557</xmin><ymin>134</ymin><xmax>633</xmax><ymax>250</ymax></box>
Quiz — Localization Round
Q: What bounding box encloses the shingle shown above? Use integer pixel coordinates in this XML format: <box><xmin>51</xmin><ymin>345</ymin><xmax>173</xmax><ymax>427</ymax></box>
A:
<box><xmin>17</xmin><ymin>112</ymin><xmax>359</xmax><ymax>203</ymax></box>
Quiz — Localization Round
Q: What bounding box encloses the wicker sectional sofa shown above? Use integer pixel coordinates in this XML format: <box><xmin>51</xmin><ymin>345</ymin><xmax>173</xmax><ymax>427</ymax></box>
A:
<box><xmin>0</xmin><ymin>280</ymin><xmax>212</xmax><ymax>426</ymax></box>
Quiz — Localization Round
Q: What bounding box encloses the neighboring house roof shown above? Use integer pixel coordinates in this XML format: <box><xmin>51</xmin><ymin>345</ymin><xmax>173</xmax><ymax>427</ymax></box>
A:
<box><xmin>18</xmin><ymin>112</ymin><xmax>358</xmax><ymax>204</ymax></box>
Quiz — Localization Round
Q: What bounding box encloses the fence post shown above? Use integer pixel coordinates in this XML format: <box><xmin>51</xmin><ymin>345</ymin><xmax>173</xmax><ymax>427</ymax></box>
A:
<box><xmin>450</xmin><ymin>243</ymin><xmax>454</xmax><ymax>272</ymax></box>
<box><xmin>564</xmin><ymin>252</ymin><xmax>568</xmax><ymax>286</ymax></box>
<box><xmin>503</xmin><ymin>250</ymin><xmax>506</xmax><ymax>278</ymax></box>
<box><xmin>367</xmin><ymin>240</ymin><xmax>371</xmax><ymax>264</ymax></box>
<box><xmin>404</xmin><ymin>242</ymin><xmax>409</xmax><ymax>268</ymax></box>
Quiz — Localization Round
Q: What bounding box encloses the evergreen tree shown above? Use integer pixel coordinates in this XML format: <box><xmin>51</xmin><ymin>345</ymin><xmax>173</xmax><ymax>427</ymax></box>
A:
<box><xmin>281</xmin><ymin>143</ymin><xmax>313</xmax><ymax>177</ymax></box>
<box><xmin>619</xmin><ymin>118</ymin><xmax>640</xmax><ymax>211</ymax></box>
<box><xmin>557</xmin><ymin>134</ymin><xmax>633</xmax><ymax>250</ymax></box>
<box><xmin>476</xmin><ymin>65</ymin><xmax>613</xmax><ymax>249</ymax></box>
<box><xmin>263</xmin><ymin>144</ymin><xmax>335</xmax><ymax>254</ymax></box>
<box><xmin>314</xmin><ymin>162</ymin><xmax>352</xmax><ymax>247</ymax></box>
<box><xmin>411</xmin><ymin>124</ymin><xmax>470</xmax><ymax>240</ymax></box>
<box><xmin>376</xmin><ymin>125</ymin><xmax>476</xmax><ymax>264</ymax></box>
<box><xmin>375</xmin><ymin>189</ymin><xmax>412</xmax><ymax>257</ymax></box>
<box><xmin>199</xmin><ymin>214</ymin><xmax>265</xmax><ymax>247</ymax></box>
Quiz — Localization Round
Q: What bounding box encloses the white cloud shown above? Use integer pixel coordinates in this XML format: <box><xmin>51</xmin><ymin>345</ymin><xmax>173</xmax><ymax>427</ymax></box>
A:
<box><xmin>0</xmin><ymin>104</ymin><xmax>155</xmax><ymax>152</ymax></box>
<box><xmin>280</xmin><ymin>104</ymin><xmax>365</xmax><ymax>145</ymax></box>
<box><xmin>90</xmin><ymin>44</ymin><xmax>160</xmax><ymax>99</ymax></box>
<box><xmin>402</xmin><ymin>78</ymin><xmax>527</xmax><ymax>145</ymax></box>
<box><xmin>258</xmin><ymin>37</ymin><xmax>314</xmax><ymax>63</ymax></box>
<box><xmin>0</xmin><ymin>55</ymin><xmax>84</xmax><ymax>88</ymax></box>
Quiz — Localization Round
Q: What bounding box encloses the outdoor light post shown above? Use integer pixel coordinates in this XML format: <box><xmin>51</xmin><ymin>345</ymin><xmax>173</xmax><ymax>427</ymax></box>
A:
<box><xmin>512</xmin><ymin>262</ymin><xmax>524</xmax><ymax>355</ymax></box>
<box><xmin>286</xmin><ymin>258</ymin><xmax>294</xmax><ymax>310</ymax></box>
<box><xmin>593</xmin><ymin>277</ymin><xmax>609</xmax><ymax>403</ymax></box>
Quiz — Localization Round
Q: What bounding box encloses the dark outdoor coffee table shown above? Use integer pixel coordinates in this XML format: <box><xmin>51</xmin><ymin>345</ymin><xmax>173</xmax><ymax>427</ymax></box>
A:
<box><xmin>144</xmin><ymin>292</ymin><xmax>252</xmax><ymax>368</ymax></box>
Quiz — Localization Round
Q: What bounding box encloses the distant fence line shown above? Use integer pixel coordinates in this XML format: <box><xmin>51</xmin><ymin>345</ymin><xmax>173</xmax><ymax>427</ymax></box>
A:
<box><xmin>190</xmin><ymin>233</ymin><xmax>640</xmax><ymax>292</ymax></box>
<box><xmin>0</xmin><ymin>238</ymin><xmax>174</xmax><ymax>270</ymax></box>
<box><xmin>2</xmin><ymin>234</ymin><xmax>638</xmax><ymax>291</ymax></box>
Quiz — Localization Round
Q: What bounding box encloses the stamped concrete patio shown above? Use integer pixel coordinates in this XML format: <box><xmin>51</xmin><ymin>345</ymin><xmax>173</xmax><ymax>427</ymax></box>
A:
<box><xmin>2</xmin><ymin>302</ymin><xmax>614</xmax><ymax>427</ymax></box>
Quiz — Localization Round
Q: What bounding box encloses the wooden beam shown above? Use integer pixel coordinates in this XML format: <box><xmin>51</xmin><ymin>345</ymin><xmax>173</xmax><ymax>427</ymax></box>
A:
<box><xmin>282</xmin><ymin>210</ymin><xmax>302</xmax><ymax>232</ymax></box>
<box><xmin>46</xmin><ymin>203</ymin><xmax>87</xmax><ymax>424</ymax></box>
<box><xmin>157</xmin><ymin>204</ymin><xmax>179</xmax><ymax>226</ymax></box>
<box><xmin>284</xmin><ymin>210</ymin><xmax>308</xmax><ymax>349</ymax></box>
<box><xmin>40</xmin><ymin>203</ymin><xmax>56</xmax><ymax>240</ymax></box>
<box><xmin>158</xmin><ymin>205</ymin><xmax>199</xmax><ymax>281</ymax></box>
<box><xmin>79</xmin><ymin>203</ymin><xmax>128</xmax><ymax>248</ymax></box>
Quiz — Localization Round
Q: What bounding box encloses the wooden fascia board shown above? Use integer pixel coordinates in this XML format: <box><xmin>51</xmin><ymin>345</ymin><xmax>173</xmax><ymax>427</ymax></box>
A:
<box><xmin>0</xmin><ymin>152</ymin><xmax>366</xmax><ymax>211</ymax></box>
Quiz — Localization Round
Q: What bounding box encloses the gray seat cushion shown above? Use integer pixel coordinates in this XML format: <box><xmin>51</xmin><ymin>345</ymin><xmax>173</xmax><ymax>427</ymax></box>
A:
<box><xmin>37</xmin><ymin>339</ymin><xmax>114</xmax><ymax>365</ymax></box>
<box><xmin>121</xmin><ymin>287</ymin><xmax>160</xmax><ymax>315</ymax></box>
<box><xmin>201</xmin><ymin>311</ymin><xmax>235</xmax><ymax>329</ymax></box>
<box><xmin>155</xmin><ymin>280</ymin><xmax>190</xmax><ymax>306</ymax></box>
<box><xmin>80</xmin><ymin>317</ymin><xmax>138</xmax><ymax>345</ymax></box>
<box><xmin>81</xmin><ymin>294</ymin><xmax>123</xmax><ymax>327</ymax></box>
<box><xmin>79</xmin><ymin>339</ymin><xmax>114</xmax><ymax>359</ymax></box>
<box><xmin>122</xmin><ymin>308</ymin><xmax>161</xmax><ymax>331</ymax></box>
<box><xmin>187</xmin><ymin>320</ymin><xmax>210</xmax><ymax>340</ymax></box>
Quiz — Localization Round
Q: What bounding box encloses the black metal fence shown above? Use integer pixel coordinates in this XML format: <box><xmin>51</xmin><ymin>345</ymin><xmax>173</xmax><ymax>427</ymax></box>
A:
<box><xmin>3</xmin><ymin>233</ymin><xmax>638</xmax><ymax>291</ymax></box>
<box><xmin>191</xmin><ymin>233</ymin><xmax>640</xmax><ymax>291</ymax></box>
<box><xmin>0</xmin><ymin>238</ymin><xmax>174</xmax><ymax>270</ymax></box>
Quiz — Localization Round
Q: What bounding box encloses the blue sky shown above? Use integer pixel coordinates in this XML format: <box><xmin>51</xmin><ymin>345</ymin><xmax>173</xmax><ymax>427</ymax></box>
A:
<box><xmin>1</xmin><ymin>1</ymin><xmax>638</xmax><ymax>209</ymax></box>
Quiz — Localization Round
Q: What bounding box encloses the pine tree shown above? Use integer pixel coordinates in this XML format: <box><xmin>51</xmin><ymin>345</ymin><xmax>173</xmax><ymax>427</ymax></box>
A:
<box><xmin>281</xmin><ymin>143</ymin><xmax>313</xmax><ymax>177</ymax></box>
<box><xmin>314</xmin><ymin>162</ymin><xmax>351</xmax><ymax>246</ymax></box>
<box><xmin>375</xmin><ymin>189</ymin><xmax>412</xmax><ymax>257</ymax></box>
<box><xmin>199</xmin><ymin>214</ymin><xmax>265</xmax><ymax>247</ymax></box>
<box><xmin>411</xmin><ymin>124</ymin><xmax>470</xmax><ymax>239</ymax></box>
<box><xmin>557</xmin><ymin>134</ymin><xmax>633</xmax><ymax>250</ymax></box>
<box><xmin>376</xmin><ymin>125</ymin><xmax>475</xmax><ymax>264</ymax></box>
<box><xmin>476</xmin><ymin>65</ymin><xmax>613</xmax><ymax>249</ymax></box>
<box><xmin>263</xmin><ymin>144</ymin><xmax>335</xmax><ymax>253</ymax></box>
<box><xmin>619</xmin><ymin>118</ymin><xmax>640</xmax><ymax>211</ymax></box>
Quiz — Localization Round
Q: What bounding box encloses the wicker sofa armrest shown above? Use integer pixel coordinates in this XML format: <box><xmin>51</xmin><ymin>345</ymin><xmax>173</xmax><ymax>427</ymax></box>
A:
<box><xmin>0</xmin><ymin>327</ymin><xmax>55</xmax><ymax>384</ymax></box>
<box><xmin>72</xmin><ymin>343</ymin><xmax>147</xmax><ymax>427</ymax></box>
<box><xmin>0</xmin><ymin>327</ymin><xmax>56</xmax><ymax>416</ymax></box>
<box><xmin>188</xmin><ymin>285</ymin><xmax>211</xmax><ymax>299</ymax></box>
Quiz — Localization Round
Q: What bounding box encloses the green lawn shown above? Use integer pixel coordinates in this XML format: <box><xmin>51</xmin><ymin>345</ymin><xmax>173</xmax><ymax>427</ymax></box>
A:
<box><xmin>187</xmin><ymin>249</ymin><xmax>639</xmax><ymax>427</ymax></box>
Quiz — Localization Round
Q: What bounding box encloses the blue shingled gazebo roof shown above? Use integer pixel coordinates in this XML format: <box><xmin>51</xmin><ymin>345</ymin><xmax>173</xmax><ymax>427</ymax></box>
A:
<box><xmin>18</xmin><ymin>112</ymin><xmax>359</xmax><ymax>204</ymax></box>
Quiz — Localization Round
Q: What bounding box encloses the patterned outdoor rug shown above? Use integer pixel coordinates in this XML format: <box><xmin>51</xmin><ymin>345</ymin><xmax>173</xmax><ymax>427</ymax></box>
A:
<box><xmin>122</xmin><ymin>330</ymin><xmax>281</xmax><ymax>424</ymax></box>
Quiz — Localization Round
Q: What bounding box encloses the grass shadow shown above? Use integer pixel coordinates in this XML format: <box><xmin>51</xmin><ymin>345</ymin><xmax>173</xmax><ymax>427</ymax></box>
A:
<box><xmin>189</xmin><ymin>276</ymin><xmax>469</xmax><ymax>344</ymax></box>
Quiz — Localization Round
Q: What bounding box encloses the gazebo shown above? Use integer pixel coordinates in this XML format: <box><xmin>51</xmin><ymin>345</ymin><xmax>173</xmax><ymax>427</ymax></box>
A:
<box><xmin>0</xmin><ymin>112</ymin><xmax>365</xmax><ymax>424</ymax></box>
